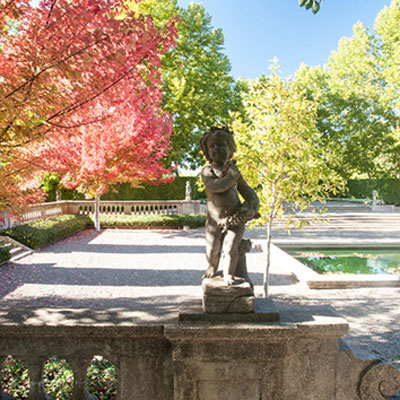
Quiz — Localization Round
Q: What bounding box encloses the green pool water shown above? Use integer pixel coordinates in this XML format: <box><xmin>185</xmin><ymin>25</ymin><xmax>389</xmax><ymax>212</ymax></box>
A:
<box><xmin>290</xmin><ymin>249</ymin><xmax>400</xmax><ymax>275</ymax></box>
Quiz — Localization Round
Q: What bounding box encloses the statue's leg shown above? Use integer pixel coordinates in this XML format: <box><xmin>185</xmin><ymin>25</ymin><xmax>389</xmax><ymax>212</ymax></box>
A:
<box><xmin>204</xmin><ymin>218</ymin><xmax>223</xmax><ymax>278</ymax></box>
<box><xmin>235</xmin><ymin>239</ymin><xmax>253</xmax><ymax>286</ymax></box>
<box><xmin>222</xmin><ymin>224</ymin><xmax>245</xmax><ymax>284</ymax></box>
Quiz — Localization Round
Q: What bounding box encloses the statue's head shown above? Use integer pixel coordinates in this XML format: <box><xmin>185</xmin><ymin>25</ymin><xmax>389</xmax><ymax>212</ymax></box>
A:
<box><xmin>200</xmin><ymin>127</ymin><xmax>236</xmax><ymax>163</ymax></box>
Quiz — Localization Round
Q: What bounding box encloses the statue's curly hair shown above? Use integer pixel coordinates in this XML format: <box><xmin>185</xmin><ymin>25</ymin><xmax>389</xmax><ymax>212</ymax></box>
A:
<box><xmin>200</xmin><ymin>126</ymin><xmax>236</xmax><ymax>163</ymax></box>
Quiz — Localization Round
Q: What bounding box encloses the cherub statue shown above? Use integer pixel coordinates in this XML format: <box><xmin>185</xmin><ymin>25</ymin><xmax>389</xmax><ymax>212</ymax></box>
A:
<box><xmin>200</xmin><ymin>127</ymin><xmax>260</xmax><ymax>285</ymax></box>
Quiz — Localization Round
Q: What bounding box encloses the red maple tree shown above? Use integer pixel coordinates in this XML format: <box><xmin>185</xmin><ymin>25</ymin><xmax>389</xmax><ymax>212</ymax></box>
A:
<box><xmin>0</xmin><ymin>0</ymin><xmax>177</xmax><ymax>217</ymax></box>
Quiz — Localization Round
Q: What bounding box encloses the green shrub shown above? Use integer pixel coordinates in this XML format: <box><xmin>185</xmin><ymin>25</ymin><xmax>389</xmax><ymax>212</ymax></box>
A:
<box><xmin>87</xmin><ymin>357</ymin><xmax>117</xmax><ymax>400</ymax></box>
<box><xmin>45</xmin><ymin>177</ymin><xmax>205</xmax><ymax>202</ymax></box>
<box><xmin>2</xmin><ymin>356</ymin><xmax>117</xmax><ymax>400</ymax></box>
<box><xmin>1</xmin><ymin>357</ymin><xmax>29</xmax><ymax>399</ymax></box>
<box><xmin>335</xmin><ymin>178</ymin><xmax>400</xmax><ymax>205</ymax></box>
<box><xmin>43</xmin><ymin>357</ymin><xmax>73</xmax><ymax>400</ymax></box>
<box><xmin>0</xmin><ymin>214</ymin><xmax>205</xmax><ymax>250</ymax></box>
<box><xmin>0</xmin><ymin>241</ymin><xmax>11</xmax><ymax>263</ymax></box>
<box><xmin>0</xmin><ymin>215</ymin><xmax>91</xmax><ymax>249</ymax></box>
<box><xmin>95</xmin><ymin>213</ymin><xmax>206</xmax><ymax>229</ymax></box>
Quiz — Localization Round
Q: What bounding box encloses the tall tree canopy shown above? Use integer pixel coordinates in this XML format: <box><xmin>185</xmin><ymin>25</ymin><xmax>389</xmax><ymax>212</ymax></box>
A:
<box><xmin>125</xmin><ymin>0</ymin><xmax>242</xmax><ymax>170</ymax></box>
<box><xmin>294</xmin><ymin>0</ymin><xmax>400</xmax><ymax>179</ymax></box>
<box><xmin>0</xmin><ymin>0</ymin><xmax>177</xmax><ymax>214</ymax></box>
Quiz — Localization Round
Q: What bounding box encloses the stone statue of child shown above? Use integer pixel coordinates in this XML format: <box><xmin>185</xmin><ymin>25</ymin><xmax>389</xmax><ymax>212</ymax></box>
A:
<box><xmin>200</xmin><ymin>127</ymin><xmax>260</xmax><ymax>285</ymax></box>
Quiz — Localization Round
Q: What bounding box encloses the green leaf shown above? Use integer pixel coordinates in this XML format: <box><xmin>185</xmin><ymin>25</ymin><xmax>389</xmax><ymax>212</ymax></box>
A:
<box><xmin>312</xmin><ymin>1</ymin><xmax>320</xmax><ymax>14</ymax></box>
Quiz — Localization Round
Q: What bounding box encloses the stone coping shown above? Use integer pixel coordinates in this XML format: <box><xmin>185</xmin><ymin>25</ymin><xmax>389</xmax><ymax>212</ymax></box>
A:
<box><xmin>272</xmin><ymin>243</ymin><xmax>400</xmax><ymax>289</ymax></box>
<box><xmin>0</xmin><ymin>302</ymin><xmax>349</xmax><ymax>334</ymax></box>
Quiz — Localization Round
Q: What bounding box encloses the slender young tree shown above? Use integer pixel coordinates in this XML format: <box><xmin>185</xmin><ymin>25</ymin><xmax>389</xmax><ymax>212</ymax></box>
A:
<box><xmin>232</xmin><ymin>68</ymin><xmax>342</xmax><ymax>297</ymax></box>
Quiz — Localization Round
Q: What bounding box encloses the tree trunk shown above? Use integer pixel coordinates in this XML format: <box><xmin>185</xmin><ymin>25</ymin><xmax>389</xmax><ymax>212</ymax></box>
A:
<box><xmin>263</xmin><ymin>217</ymin><xmax>273</xmax><ymax>298</ymax></box>
<box><xmin>94</xmin><ymin>194</ymin><xmax>101</xmax><ymax>232</ymax></box>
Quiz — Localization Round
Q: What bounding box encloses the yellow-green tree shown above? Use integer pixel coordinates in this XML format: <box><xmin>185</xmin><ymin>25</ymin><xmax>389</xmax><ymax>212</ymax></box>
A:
<box><xmin>232</xmin><ymin>69</ymin><xmax>342</xmax><ymax>297</ymax></box>
<box><xmin>294</xmin><ymin>0</ymin><xmax>400</xmax><ymax>180</ymax></box>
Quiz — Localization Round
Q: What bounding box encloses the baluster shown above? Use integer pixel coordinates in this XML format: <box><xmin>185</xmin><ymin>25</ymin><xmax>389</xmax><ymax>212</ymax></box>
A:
<box><xmin>114</xmin><ymin>363</ymin><xmax>121</xmax><ymax>400</ymax></box>
<box><xmin>69</xmin><ymin>358</ymin><xmax>94</xmax><ymax>400</ymax></box>
<box><xmin>24</xmin><ymin>358</ymin><xmax>48</xmax><ymax>400</ymax></box>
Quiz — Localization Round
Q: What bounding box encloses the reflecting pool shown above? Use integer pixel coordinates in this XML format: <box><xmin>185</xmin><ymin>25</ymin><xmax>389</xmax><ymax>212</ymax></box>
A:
<box><xmin>289</xmin><ymin>249</ymin><xmax>400</xmax><ymax>275</ymax></box>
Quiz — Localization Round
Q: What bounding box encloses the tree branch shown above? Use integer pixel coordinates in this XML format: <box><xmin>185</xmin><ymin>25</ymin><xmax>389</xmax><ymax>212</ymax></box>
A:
<box><xmin>47</xmin><ymin>115</ymin><xmax>109</xmax><ymax>129</ymax></box>
<box><xmin>46</xmin><ymin>0</ymin><xmax>57</xmax><ymax>24</ymax></box>
<box><xmin>46</xmin><ymin>57</ymin><xmax>146</xmax><ymax>122</ymax></box>
<box><xmin>5</xmin><ymin>33</ymin><xmax>114</xmax><ymax>99</ymax></box>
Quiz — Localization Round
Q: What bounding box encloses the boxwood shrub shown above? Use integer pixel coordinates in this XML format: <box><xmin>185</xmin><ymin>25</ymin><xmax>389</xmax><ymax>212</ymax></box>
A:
<box><xmin>96</xmin><ymin>213</ymin><xmax>206</xmax><ymax>229</ymax></box>
<box><xmin>0</xmin><ymin>214</ymin><xmax>206</xmax><ymax>249</ymax></box>
<box><xmin>0</xmin><ymin>215</ymin><xmax>92</xmax><ymax>249</ymax></box>
<box><xmin>45</xmin><ymin>177</ymin><xmax>206</xmax><ymax>202</ymax></box>
<box><xmin>0</xmin><ymin>241</ymin><xmax>11</xmax><ymax>263</ymax></box>
<box><xmin>336</xmin><ymin>178</ymin><xmax>400</xmax><ymax>205</ymax></box>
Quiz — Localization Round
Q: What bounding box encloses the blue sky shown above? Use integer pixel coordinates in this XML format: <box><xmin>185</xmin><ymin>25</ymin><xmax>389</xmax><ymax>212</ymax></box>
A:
<box><xmin>176</xmin><ymin>0</ymin><xmax>392</xmax><ymax>80</ymax></box>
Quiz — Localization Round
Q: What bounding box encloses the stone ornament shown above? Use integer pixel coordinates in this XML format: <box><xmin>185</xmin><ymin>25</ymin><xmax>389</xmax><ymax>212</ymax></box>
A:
<box><xmin>359</xmin><ymin>362</ymin><xmax>400</xmax><ymax>400</ymax></box>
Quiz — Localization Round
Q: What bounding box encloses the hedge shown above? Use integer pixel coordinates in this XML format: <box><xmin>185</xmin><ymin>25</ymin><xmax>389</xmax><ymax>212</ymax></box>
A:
<box><xmin>45</xmin><ymin>177</ymin><xmax>205</xmax><ymax>202</ymax></box>
<box><xmin>337</xmin><ymin>179</ymin><xmax>400</xmax><ymax>206</ymax></box>
<box><xmin>98</xmin><ymin>213</ymin><xmax>206</xmax><ymax>228</ymax></box>
<box><xmin>0</xmin><ymin>241</ymin><xmax>11</xmax><ymax>264</ymax></box>
<box><xmin>0</xmin><ymin>215</ymin><xmax>92</xmax><ymax>249</ymax></box>
<box><xmin>0</xmin><ymin>214</ymin><xmax>206</xmax><ymax>249</ymax></box>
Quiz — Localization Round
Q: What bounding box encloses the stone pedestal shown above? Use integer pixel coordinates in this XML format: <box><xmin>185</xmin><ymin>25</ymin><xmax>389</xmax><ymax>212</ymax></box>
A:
<box><xmin>166</xmin><ymin>303</ymin><xmax>400</xmax><ymax>400</ymax></box>
<box><xmin>180</xmin><ymin>298</ymin><xmax>280</xmax><ymax>323</ymax></box>
<box><xmin>202</xmin><ymin>277</ymin><xmax>254</xmax><ymax>313</ymax></box>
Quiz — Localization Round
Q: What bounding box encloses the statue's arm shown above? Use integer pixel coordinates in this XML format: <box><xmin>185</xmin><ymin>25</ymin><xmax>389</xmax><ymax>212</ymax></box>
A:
<box><xmin>237</xmin><ymin>177</ymin><xmax>260</xmax><ymax>211</ymax></box>
<box><xmin>201</xmin><ymin>165</ymin><xmax>239</xmax><ymax>193</ymax></box>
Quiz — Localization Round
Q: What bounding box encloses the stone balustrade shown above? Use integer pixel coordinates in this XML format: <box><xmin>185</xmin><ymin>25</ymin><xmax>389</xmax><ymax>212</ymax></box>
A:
<box><xmin>0</xmin><ymin>304</ymin><xmax>399</xmax><ymax>400</ymax></box>
<box><xmin>0</xmin><ymin>200</ymin><xmax>206</xmax><ymax>229</ymax></box>
<box><xmin>0</xmin><ymin>322</ymin><xmax>172</xmax><ymax>400</ymax></box>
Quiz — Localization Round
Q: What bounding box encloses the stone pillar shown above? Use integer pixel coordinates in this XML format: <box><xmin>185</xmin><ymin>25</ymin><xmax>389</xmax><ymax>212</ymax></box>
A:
<box><xmin>182</xmin><ymin>201</ymin><xmax>201</xmax><ymax>215</ymax></box>
<box><xmin>69</xmin><ymin>358</ymin><xmax>94</xmax><ymax>400</ymax></box>
<box><xmin>166</xmin><ymin>325</ymin><xmax>289</xmax><ymax>400</ymax></box>
<box><xmin>118</xmin><ymin>338</ymin><xmax>173</xmax><ymax>400</ymax></box>
<box><xmin>24</xmin><ymin>358</ymin><xmax>47</xmax><ymax>400</ymax></box>
<box><xmin>166</xmin><ymin>308</ymin><xmax>359</xmax><ymax>400</ymax></box>
<box><xmin>372</xmin><ymin>189</ymin><xmax>377</xmax><ymax>208</ymax></box>
<box><xmin>185</xmin><ymin>181</ymin><xmax>192</xmax><ymax>201</ymax></box>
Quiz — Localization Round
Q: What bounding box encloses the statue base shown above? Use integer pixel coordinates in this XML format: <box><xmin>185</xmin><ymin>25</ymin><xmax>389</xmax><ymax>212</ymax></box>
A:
<box><xmin>179</xmin><ymin>297</ymin><xmax>280</xmax><ymax>323</ymax></box>
<box><xmin>202</xmin><ymin>276</ymin><xmax>254</xmax><ymax>313</ymax></box>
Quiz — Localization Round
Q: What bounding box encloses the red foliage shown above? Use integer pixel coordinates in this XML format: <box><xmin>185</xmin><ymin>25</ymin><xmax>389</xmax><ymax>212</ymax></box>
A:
<box><xmin>0</xmin><ymin>0</ymin><xmax>177</xmax><ymax>211</ymax></box>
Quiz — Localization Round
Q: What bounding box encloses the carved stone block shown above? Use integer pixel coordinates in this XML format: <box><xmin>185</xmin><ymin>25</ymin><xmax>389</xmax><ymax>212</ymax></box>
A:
<box><xmin>202</xmin><ymin>277</ymin><xmax>255</xmax><ymax>313</ymax></box>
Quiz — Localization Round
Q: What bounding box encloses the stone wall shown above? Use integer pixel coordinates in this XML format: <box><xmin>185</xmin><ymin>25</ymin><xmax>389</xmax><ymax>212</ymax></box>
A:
<box><xmin>1</xmin><ymin>303</ymin><xmax>399</xmax><ymax>399</ymax></box>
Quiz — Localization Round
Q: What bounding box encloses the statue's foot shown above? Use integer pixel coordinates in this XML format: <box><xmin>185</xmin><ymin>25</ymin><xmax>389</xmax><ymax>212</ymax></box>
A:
<box><xmin>203</xmin><ymin>266</ymin><xmax>217</xmax><ymax>279</ymax></box>
<box><xmin>223</xmin><ymin>274</ymin><xmax>235</xmax><ymax>286</ymax></box>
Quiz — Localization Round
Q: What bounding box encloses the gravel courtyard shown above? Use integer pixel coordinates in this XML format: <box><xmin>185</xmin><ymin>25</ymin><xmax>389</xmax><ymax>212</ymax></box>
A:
<box><xmin>0</xmin><ymin>226</ymin><xmax>399</xmax><ymax>364</ymax></box>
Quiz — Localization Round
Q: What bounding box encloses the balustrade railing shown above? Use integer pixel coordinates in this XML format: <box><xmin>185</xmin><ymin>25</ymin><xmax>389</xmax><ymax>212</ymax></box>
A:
<box><xmin>0</xmin><ymin>323</ymin><xmax>172</xmax><ymax>400</ymax></box>
<box><xmin>1</xmin><ymin>314</ymin><xmax>399</xmax><ymax>400</ymax></box>
<box><xmin>0</xmin><ymin>200</ymin><xmax>205</xmax><ymax>229</ymax></box>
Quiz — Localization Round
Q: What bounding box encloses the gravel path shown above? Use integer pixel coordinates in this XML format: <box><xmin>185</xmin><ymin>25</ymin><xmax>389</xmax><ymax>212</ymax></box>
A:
<box><xmin>0</xmin><ymin>226</ymin><xmax>399</xmax><ymax>364</ymax></box>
